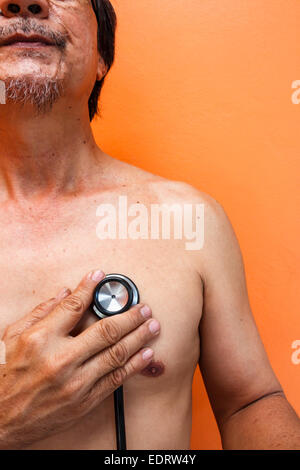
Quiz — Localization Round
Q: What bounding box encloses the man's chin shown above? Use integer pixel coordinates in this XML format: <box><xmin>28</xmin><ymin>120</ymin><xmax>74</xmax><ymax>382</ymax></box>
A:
<box><xmin>2</xmin><ymin>75</ymin><xmax>65</xmax><ymax>115</ymax></box>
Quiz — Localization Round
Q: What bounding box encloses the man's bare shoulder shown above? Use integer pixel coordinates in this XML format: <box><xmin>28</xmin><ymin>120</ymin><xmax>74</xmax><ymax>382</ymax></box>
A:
<box><xmin>145</xmin><ymin>176</ymin><xmax>241</xmax><ymax>268</ymax></box>
<box><xmin>147</xmin><ymin>178</ymin><xmax>219</xmax><ymax>207</ymax></box>
<box><xmin>104</xmin><ymin>154</ymin><xmax>233</xmax><ymax>240</ymax></box>
<box><xmin>109</xmin><ymin>158</ymin><xmax>220</xmax><ymax>208</ymax></box>
<box><xmin>145</xmin><ymin>175</ymin><xmax>230</xmax><ymax>228</ymax></box>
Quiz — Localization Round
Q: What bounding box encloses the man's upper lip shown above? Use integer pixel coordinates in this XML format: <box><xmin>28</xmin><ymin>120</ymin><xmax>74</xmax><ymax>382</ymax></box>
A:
<box><xmin>0</xmin><ymin>34</ymin><xmax>55</xmax><ymax>46</ymax></box>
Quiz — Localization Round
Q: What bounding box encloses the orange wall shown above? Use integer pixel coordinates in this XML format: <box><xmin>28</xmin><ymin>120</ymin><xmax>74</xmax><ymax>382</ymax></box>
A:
<box><xmin>92</xmin><ymin>0</ymin><xmax>300</xmax><ymax>449</ymax></box>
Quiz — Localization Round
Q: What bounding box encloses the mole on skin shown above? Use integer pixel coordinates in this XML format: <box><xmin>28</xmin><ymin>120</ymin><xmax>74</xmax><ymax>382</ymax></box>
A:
<box><xmin>140</xmin><ymin>360</ymin><xmax>165</xmax><ymax>377</ymax></box>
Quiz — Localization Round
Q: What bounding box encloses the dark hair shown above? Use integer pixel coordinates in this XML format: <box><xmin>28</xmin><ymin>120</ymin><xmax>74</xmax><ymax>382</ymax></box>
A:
<box><xmin>89</xmin><ymin>0</ymin><xmax>117</xmax><ymax>121</ymax></box>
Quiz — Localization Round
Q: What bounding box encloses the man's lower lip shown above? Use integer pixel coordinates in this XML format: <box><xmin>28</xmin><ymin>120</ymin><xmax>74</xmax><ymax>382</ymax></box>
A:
<box><xmin>4</xmin><ymin>42</ymin><xmax>53</xmax><ymax>48</ymax></box>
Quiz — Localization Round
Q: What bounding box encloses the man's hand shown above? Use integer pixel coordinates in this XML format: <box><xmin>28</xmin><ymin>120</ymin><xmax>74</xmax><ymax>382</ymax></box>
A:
<box><xmin>0</xmin><ymin>269</ymin><xmax>159</xmax><ymax>450</ymax></box>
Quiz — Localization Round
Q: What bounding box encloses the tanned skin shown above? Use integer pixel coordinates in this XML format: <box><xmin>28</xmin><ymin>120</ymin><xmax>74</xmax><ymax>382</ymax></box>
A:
<box><xmin>0</xmin><ymin>0</ymin><xmax>299</xmax><ymax>450</ymax></box>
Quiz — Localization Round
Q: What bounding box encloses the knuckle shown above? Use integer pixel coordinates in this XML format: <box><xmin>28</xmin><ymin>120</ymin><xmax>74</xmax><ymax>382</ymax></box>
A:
<box><xmin>141</xmin><ymin>321</ymin><xmax>150</xmax><ymax>337</ymax></box>
<box><xmin>125</xmin><ymin>358</ymin><xmax>138</xmax><ymax>376</ymax></box>
<box><xmin>127</xmin><ymin>305</ymin><xmax>144</xmax><ymax>329</ymax></box>
<box><xmin>43</xmin><ymin>359</ymin><xmax>60</xmax><ymax>383</ymax></box>
<box><xmin>30</xmin><ymin>305</ymin><xmax>47</xmax><ymax>321</ymax></box>
<box><xmin>33</xmin><ymin>298</ymin><xmax>55</xmax><ymax>315</ymax></box>
<box><xmin>75</xmin><ymin>391</ymin><xmax>94</xmax><ymax>417</ymax></box>
<box><xmin>129</xmin><ymin>305</ymin><xmax>142</xmax><ymax>322</ymax></box>
<box><xmin>20</xmin><ymin>328</ymin><xmax>44</xmax><ymax>349</ymax></box>
<box><xmin>36</xmin><ymin>300</ymin><xmax>50</xmax><ymax>311</ymax></box>
<box><xmin>110</xmin><ymin>367</ymin><xmax>126</xmax><ymax>388</ymax></box>
<box><xmin>76</xmin><ymin>285</ymin><xmax>91</xmax><ymax>298</ymax></box>
<box><xmin>60</xmin><ymin>295</ymin><xmax>84</xmax><ymax>314</ymax></box>
<box><xmin>32</xmin><ymin>306</ymin><xmax>45</xmax><ymax>317</ymax></box>
<box><xmin>97</xmin><ymin>319</ymin><xmax>120</xmax><ymax>346</ymax></box>
<box><xmin>108</xmin><ymin>342</ymin><xmax>128</xmax><ymax>367</ymax></box>
<box><xmin>42</xmin><ymin>354</ymin><xmax>72</xmax><ymax>386</ymax></box>
<box><xmin>62</xmin><ymin>378</ymin><xmax>82</xmax><ymax>403</ymax></box>
<box><xmin>60</xmin><ymin>349</ymin><xmax>74</xmax><ymax>368</ymax></box>
<box><xmin>136</xmin><ymin>323</ymin><xmax>151</xmax><ymax>343</ymax></box>
<box><xmin>52</xmin><ymin>352</ymin><xmax>71</xmax><ymax>373</ymax></box>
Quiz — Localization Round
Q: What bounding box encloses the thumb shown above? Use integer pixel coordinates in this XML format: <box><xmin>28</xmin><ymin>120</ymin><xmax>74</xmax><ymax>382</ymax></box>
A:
<box><xmin>5</xmin><ymin>288</ymin><xmax>71</xmax><ymax>338</ymax></box>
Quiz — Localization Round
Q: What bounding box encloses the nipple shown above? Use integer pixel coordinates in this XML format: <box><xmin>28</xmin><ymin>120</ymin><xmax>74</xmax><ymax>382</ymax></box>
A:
<box><xmin>140</xmin><ymin>360</ymin><xmax>165</xmax><ymax>377</ymax></box>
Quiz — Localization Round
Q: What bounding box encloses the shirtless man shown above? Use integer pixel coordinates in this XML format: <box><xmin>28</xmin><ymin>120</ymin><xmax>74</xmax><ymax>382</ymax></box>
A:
<box><xmin>0</xmin><ymin>0</ymin><xmax>299</xmax><ymax>450</ymax></box>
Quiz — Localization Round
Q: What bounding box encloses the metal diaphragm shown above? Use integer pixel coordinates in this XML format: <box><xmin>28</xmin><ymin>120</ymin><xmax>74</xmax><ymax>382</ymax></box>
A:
<box><xmin>92</xmin><ymin>274</ymin><xmax>140</xmax><ymax>319</ymax></box>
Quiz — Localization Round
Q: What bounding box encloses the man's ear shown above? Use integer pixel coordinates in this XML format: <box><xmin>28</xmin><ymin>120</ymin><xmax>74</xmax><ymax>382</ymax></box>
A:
<box><xmin>96</xmin><ymin>56</ymin><xmax>108</xmax><ymax>81</ymax></box>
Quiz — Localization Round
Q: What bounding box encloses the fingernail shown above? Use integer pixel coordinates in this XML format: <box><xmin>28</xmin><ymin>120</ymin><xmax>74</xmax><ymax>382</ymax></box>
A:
<box><xmin>149</xmin><ymin>319</ymin><xmax>160</xmax><ymax>335</ymax></box>
<box><xmin>142</xmin><ymin>348</ymin><xmax>154</xmax><ymax>360</ymax></box>
<box><xmin>140</xmin><ymin>304</ymin><xmax>152</xmax><ymax>319</ymax></box>
<box><xmin>56</xmin><ymin>287</ymin><xmax>71</xmax><ymax>299</ymax></box>
<box><xmin>90</xmin><ymin>270</ymin><xmax>105</xmax><ymax>282</ymax></box>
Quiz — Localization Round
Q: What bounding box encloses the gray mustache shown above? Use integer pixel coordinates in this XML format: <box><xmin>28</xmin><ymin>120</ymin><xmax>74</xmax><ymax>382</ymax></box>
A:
<box><xmin>0</xmin><ymin>18</ymin><xmax>68</xmax><ymax>49</ymax></box>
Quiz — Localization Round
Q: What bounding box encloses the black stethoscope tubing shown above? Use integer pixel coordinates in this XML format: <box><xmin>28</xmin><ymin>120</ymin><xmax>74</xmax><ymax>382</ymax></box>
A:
<box><xmin>92</xmin><ymin>274</ymin><xmax>140</xmax><ymax>450</ymax></box>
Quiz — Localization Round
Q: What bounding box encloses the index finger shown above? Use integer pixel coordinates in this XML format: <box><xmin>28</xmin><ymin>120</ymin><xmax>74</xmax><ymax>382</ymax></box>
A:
<box><xmin>71</xmin><ymin>303</ymin><xmax>153</xmax><ymax>363</ymax></box>
<box><xmin>43</xmin><ymin>269</ymin><xmax>106</xmax><ymax>334</ymax></box>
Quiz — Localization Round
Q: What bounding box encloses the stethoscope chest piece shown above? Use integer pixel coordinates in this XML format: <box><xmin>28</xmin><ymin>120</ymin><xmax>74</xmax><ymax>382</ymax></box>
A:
<box><xmin>92</xmin><ymin>273</ymin><xmax>140</xmax><ymax>319</ymax></box>
<box><xmin>92</xmin><ymin>273</ymin><xmax>140</xmax><ymax>451</ymax></box>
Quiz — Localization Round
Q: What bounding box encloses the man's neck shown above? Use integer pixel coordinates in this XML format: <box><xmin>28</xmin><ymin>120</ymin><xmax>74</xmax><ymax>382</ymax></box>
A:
<box><xmin>0</xmin><ymin>102</ymin><xmax>105</xmax><ymax>204</ymax></box>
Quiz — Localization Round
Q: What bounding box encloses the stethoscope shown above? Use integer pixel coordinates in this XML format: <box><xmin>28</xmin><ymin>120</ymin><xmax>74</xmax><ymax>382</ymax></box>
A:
<box><xmin>92</xmin><ymin>274</ymin><xmax>140</xmax><ymax>451</ymax></box>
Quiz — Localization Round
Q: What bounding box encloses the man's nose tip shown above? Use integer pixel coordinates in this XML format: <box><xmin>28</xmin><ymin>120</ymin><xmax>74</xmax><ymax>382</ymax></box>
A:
<box><xmin>0</xmin><ymin>0</ymin><xmax>49</xmax><ymax>18</ymax></box>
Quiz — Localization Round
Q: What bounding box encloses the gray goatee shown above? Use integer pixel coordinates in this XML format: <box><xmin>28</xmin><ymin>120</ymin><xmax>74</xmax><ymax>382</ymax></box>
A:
<box><xmin>4</xmin><ymin>74</ymin><xmax>65</xmax><ymax>115</ymax></box>
<box><xmin>1</xmin><ymin>17</ymin><xmax>67</xmax><ymax>115</ymax></box>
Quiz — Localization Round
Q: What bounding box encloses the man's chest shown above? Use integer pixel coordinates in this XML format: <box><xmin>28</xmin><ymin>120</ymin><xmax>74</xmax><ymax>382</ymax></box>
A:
<box><xmin>0</xmin><ymin>216</ymin><xmax>203</xmax><ymax>389</ymax></box>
